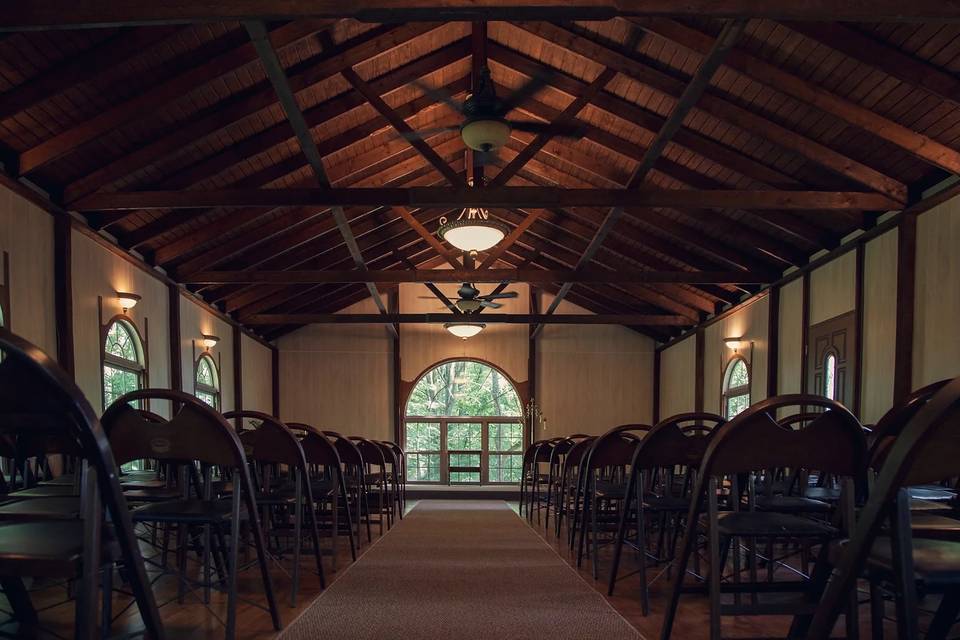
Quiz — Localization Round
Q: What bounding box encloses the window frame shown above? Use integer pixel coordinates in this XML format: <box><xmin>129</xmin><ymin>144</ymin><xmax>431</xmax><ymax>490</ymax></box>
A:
<box><xmin>823</xmin><ymin>350</ymin><xmax>838</xmax><ymax>400</ymax></box>
<box><xmin>102</xmin><ymin>316</ymin><xmax>146</xmax><ymax>409</ymax></box>
<box><xmin>721</xmin><ymin>355</ymin><xmax>751</xmax><ymax>419</ymax></box>
<box><xmin>194</xmin><ymin>352</ymin><xmax>221</xmax><ymax>410</ymax></box>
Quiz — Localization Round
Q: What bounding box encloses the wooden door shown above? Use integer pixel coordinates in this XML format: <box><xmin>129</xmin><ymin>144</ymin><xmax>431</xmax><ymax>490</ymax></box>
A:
<box><xmin>807</xmin><ymin>310</ymin><xmax>857</xmax><ymax>409</ymax></box>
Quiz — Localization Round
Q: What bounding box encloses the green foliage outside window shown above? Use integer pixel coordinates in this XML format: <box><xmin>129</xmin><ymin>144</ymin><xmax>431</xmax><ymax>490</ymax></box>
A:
<box><xmin>405</xmin><ymin>361</ymin><xmax>521</xmax><ymax>417</ymax></box>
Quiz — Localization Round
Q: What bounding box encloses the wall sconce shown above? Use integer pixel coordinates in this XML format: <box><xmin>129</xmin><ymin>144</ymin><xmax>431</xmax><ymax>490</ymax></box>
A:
<box><xmin>201</xmin><ymin>334</ymin><xmax>220</xmax><ymax>350</ymax></box>
<box><xmin>116</xmin><ymin>292</ymin><xmax>141</xmax><ymax>313</ymax></box>
<box><xmin>724</xmin><ymin>336</ymin><xmax>745</xmax><ymax>351</ymax></box>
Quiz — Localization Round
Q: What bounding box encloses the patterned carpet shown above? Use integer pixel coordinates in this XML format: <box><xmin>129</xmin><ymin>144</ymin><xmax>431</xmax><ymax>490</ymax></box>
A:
<box><xmin>281</xmin><ymin>500</ymin><xmax>643</xmax><ymax>639</ymax></box>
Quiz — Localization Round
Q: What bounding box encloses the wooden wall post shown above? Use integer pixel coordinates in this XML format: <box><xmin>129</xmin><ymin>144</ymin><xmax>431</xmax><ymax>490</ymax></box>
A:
<box><xmin>652</xmin><ymin>348</ymin><xmax>661</xmax><ymax>424</ymax></box>
<box><xmin>694</xmin><ymin>329</ymin><xmax>705</xmax><ymax>414</ymax></box>
<box><xmin>271</xmin><ymin>345</ymin><xmax>280</xmax><ymax>418</ymax></box>
<box><xmin>894</xmin><ymin>214</ymin><xmax>917</xmax><ymax>401</ymax></box>
<box><xmin>168</xmin><ymin>284</ymin><xmax>182</xmax><ymax>392</ymax></box>
<box><xmin>853</xmin><ymin>243</ymin><xmax>865</xmax><ymax>416</ymax></box>
<box><xmin>389</xmin><ymin>290</ymin><xmax>401</xmax><ymax>443</ymax></box>
<box><xmin>766</xmin><ymin>286</ymin><xmax>779</xmax><ymax>399</ymax></box>
<box><xmin>800</xmin><ymin>272</ymin><xmax>811</xmax><ymax>396</ymax></box>
<box><xmin>528</xmin><ymin>288</ymin><xmax>538</xmax><ymax>444</ymax></box>
<box><xmin>233</xmin><ymin>326</ymin><xmax>242</xmax><ymax>416</ymax></box>
<box><xmin>53</xmin><ymin>214</ymin><xmax>74</xmax><ymax>377</ymax></box>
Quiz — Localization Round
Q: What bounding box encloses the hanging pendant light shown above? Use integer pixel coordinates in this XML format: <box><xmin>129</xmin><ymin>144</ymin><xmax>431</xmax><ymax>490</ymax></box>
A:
<box><xmin>444</xmin><ymin>322</ymin><xmax>486</xmax><ymax>339</ymax></box>
<box><xmin>437</xmin><ymin>206</ymin><xmax>507</xmax><ymax>254</ymax></box>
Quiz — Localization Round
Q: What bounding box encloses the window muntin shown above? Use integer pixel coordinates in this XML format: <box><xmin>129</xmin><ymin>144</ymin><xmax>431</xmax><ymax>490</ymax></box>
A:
<box><xmin>194</xmin><ymin>354</ymin><xmax>220</xmax><ymax>409</ymax></box>
<box><xmin>405</xmin><ymin>361</ymin><xmax>521</xmax><ymax>417</ymax></box>
<box><xmin>824</xmin><ymin>353</ymin><xmax>837</xmax><ymax>400</ymax></box>
<box><xmin>103</xmin><ymin>319</ymin><xmax>144</xmax><ymax>409</ymax></box>
<box><xmin>722</xmin><ymin>357</ymin><xmax>750</xmax><ymax>419</ymax></box>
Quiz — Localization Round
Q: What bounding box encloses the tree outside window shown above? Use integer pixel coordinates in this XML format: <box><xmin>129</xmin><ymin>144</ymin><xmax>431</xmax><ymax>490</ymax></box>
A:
<box><xmin>722</xmin><ymin>357</ymin><xmax>750</xmax><ymax>419</ymax></box>
<box><xmin>103</xmin><ymin>319</ymin><xmax>144</xmax><ymax>409</ymax></box>
<box><xmin>195</xmin><ymin>353</ymin><xmax>220</xmax><ymax>409</ymax></box>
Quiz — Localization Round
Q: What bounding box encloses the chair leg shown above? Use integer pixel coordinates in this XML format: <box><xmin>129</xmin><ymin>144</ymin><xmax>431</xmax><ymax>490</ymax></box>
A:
<box><xmin>292</xmin><ymin>476</ymin><xmax>302</xmax><ymax>607</ymax></box>
<box><xmin>890</xmin><ymin>491</ymin><xmax>920</xmax><ymax>640</ymax></box>
<box><xmin>100</xmin><ymin>564</ymin><xmax>113</xmax><ymax>640</ymax></box>
<box><xmin>226</xmin><ymin>490</ymin><xmax>241</xmax><ymax>639</ymax></box>
<box><xmin>708</xmin><ymin>490</ymin><xmax>722</xmax><ymax>640</ymax></box>
<box><xmin>869</xmin><ymin>580</ymin><xmax>885</xmax><ymax>640</ymax></box>
<box><xmin>926</xmin><ymin>588</ymin><xmax>960</xmax><ymax>640</ymax></box>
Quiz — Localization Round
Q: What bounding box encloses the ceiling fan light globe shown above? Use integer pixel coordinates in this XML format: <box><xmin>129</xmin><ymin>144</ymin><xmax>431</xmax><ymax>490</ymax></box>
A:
<box><xmin>456</xmin><ymin>299</ymin><xmax>483</xmax><ymax>313</ymax></box>
<box><xmin>461</xmin><ymin>118</ymin><xmax>510</xmax><ymax>152</ymax></box>
<box><xmin>444</xmin><ymin>322</ymin><xmax>486</xmax><ymax>339</ymax></box>
<box><xmin>439</xmin><ymin>219</ymin><xmax>507</xmax><ymax>253</ymax></box>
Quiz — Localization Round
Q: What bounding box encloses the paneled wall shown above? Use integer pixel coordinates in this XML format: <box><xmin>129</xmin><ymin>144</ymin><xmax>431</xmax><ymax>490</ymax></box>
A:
<box><xmin>0</xmin><ymin>187</ymin><xmax>56</xmax><ymax>355</ymax></box>
<box><xmin>777</xmin><ymin>279</ymin><xmax>803</xmax><ymax>396</ymax></box>
<box><xmin>861</xmin><ymin>230</ymin><xmax>898</xmax><ymax>423</ymax></box>
<box><xmin>537</xmin><ymin>295</ymin><xmax>654</xmax><ymax>439</ymax></box>
<box><xmin>242</xmin><ymin>334</ymin><xmax>274</xmax><ymax>414</ymax></box>
<box><xmin>659</xmin><ymin>334</ymin><xmax>696</xmax><ymax>417</ymax></box>
<box><xmin>180</xmin><ymin>294</ymin><xmax>234</xmax><ymax>414</ymax></box>
<box><xmin>72</xmin><ymin>229</ymin><xmax>171</xmax><ymax>415</ymax></box>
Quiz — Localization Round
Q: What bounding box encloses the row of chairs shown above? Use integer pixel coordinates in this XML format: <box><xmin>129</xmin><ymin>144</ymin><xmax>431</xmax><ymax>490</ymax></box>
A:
<box><xmin>521</xmin><ymin>382</ymin><xmax>960</xmax><ymax>640</ymax></box>
<box><xmin>0</xmin><ymin>329</ymin><xmax>407</xmax><ymax>639</ymax></box>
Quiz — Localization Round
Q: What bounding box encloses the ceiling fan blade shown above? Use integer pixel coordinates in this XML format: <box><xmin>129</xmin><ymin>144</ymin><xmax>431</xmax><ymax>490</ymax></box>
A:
<box><xmin>480</xmin><ymin>300</ymin><xmax>503</xmax><ymax>309</ymax></box>
<box><xmin>411</xmin><ymin>79</ymin><xmax>465</xmax><ymax>113</ymax></box>
<box><xmin>496</xmin><ymin>70</ymin><xmax>553</xmax><ymax>114</ymax></box>
<box><xmin>399</xmin><ymin>126</ymin><xmax>460</xmax><ymax>141</ymax></box>
<box><xmin>479</xmin><ymin>291</ymin><xmax>518</xmax><ymax>300</ymax></box>
<box><xmin>506</xmin><ymin>120</ymin><xmax>585</xmax><ymax>139</ymax></box>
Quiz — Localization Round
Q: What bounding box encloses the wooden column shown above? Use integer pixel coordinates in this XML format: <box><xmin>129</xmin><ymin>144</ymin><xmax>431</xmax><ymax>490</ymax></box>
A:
<box><xmin>853</xmin><ymin>243</ymin><xmax>865</xmax><ymax>417</ymax></box>
<box><xmin>389</xmin><ymin>290</ymin><xmax>401</xmax><ymax>443</ymax></box>
<box><xmin>168</xmin><ymin>284</ymin><xmax>182</xmax><ymax>392</ymax></box>
<box><xmin>766</xmin><ymin>286</ymin><xmax>779</xmax><ymax>399</ymax></box>
<box><xmin>694</xmin><ymin>329</ymin><xmax>705</xmax><ymax>413</ymax></box>
<box><xmin>652</xmin><ymin>349</ymin><xmax>661</xmax><ymax>424</ymax></box>
<box><xmin>271</xmin><ymin>345</ymin><xmax>280</xmax><ymax>418</ymax></box>
<box><xmin>894</xmin><ymin>214</ymin><xmax>917</xmax><ymax>402</ymax></box>
<box><xmin>53</xmin><ymin>214</ymin><xmax>74</xmax><ymax>377</ymax></box>
<box><xmin>800</xmin><ymin>272</ymin><xmax>811</xmax><ymax>396</ymax></box>
<box><xmin>232</xmin><ymin>326</ymin><xmax>243</xmax><ymax>415</ymax></box>
<box><xmin>528</xmin><ymin>288</ymin><xmax>538</xmax><ymax>444</ymax></box>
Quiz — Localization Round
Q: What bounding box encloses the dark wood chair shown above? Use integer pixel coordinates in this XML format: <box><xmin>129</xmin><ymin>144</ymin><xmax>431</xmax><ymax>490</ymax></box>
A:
<box><xmin>798</xmin><ymin>377</ymin><xmax>960</xmax><ymax>640</ymax></box>
<box><xmin>519</xmin><ymin>439</ymin><xmax>548</xmax><ymax>518</ymax></box>
<box><xmin>348</xmin><ymin>436</ymin><xmax>392</xmax><ymax>534</ymax></box>
<box><xmin>608</xmin><ymin>412</ymin><xmax>724</xmax><ymax>612</ymax></box>
<box><xmin>556</xmin><ymin>435</ymin><xmax>596</xmax><ymax>542</ymax></box>
<box><xmin>659</xmin><ymin>395</ymin><xmax>868</xmax><ymax>640</ymax></box>
<box><xmin>225</xmin><ymin>410</ymin><xmax>325</xmax><ymax>606</ymax></box>
<box><xmin>0</xmin><ymin>329</ymin><xmax>164</xmax><ymax>640</ymax></box>
<box><xmin>375</xmin><ymin>440</ymin><xmax>403</xmax><ymax>522</ymax></box>
<box><xmin>103</xmin><ymin>389</ymin><xmax>282</xmax><ymax>639</ymax></box>
<box><xmin>324</xmin><ymin>431</ymin><xmax>372</xmax><ymax>546</ymax></box>
<box><xmin>382</xmin><ymin>440</ymin><xmax>406</xmax><ymax>513</ymax></box>
<box><xmin>289</xmin><ymin>422</ymin><xmax>356</xmax><ymax>571</ymax></box>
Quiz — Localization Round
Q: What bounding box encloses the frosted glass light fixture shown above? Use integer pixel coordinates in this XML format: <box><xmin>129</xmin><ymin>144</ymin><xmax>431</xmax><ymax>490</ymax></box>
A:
<box><xmin>444</xmin><ymin>322</ymin><xmax>485</xmax><ymax>339</ymax></box>
<box><xmin>437</xmin><ymin>207</ymin><xmax>507</xmax><ymax>253</ymax></box>
<box><xmin>116</xmin><ymin>292</ymin><xmax>141</xmax><ymax>313</ymax></box>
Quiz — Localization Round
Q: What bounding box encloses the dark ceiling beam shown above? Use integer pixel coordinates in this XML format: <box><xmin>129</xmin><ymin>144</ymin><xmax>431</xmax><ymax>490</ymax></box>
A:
<box><xmin>62</xmin><ymin>23</ymin><xmax>455</xmax><ymax>203</ymax></box>
<box><xmin>781</xmin><ymin>22</ymin><xmax>960</xmax><ymax>109</ymax></box>
<box><xmin>396</xmin><ymin>252</ymin><xmax>462</xmax><ymax>315</ymax></box>
<box><xmin>244</xmin><ymin>312</ymin><xmax>692</xmax><ymax>326</ymax></box>
<box><xmin>487</xmin><ymin>66</ymin><xmax>618</xmax><ymax>187</ymax></box>
<box><xmin>18</xmin><ymin>20</ymin><xmax>329</xmax><ymax>176</ymax></box>
<box><xmin>512</xmin><ymin>22</ymin><xmax>908</xmax><ymax>202</ymax></box>
<box><xmin>470</xmin><ymin>21</ymin><xmax>488</xmax><ymax>183</ymax></box>
<box><xmin>73</xmin><ymin>187</ymin><xmax>901</xmax><ymax>211</ymax></box>
<box><xmin>634</xmin><ymin>18</ymin><xmax>960</xmax><ymax>177</ymax></box>
<box><xmin>0</xmin><ymin>26</ymin><xmax>180</xmax><ymax>121</ymax></box>
<box><xmin>534</xmin><ymin>18</ymin><xmax>746</xmax><ymax>335</ymax></box>
<box><xmin>476</xmin><ymin>209</ymin><xmax>543</xmax><ymax>269</ymax></box>
<box><xmin>5</xmin><ymin>1</ymin><xmax>960</xmax><ymax>30</ymax></box>
<box><xmin>187</xmin><ymin>268</ymin><xmax>769</xmax><ymax>285</ymax></box>
<box><xmin>245</xmin><ymin>19</ymin><xmax>395</xmax><ymax>335</ymax></box>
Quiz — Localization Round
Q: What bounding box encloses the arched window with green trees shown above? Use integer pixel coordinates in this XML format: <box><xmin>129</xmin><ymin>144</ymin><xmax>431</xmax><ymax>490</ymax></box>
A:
<box><xmin>103</xmin><ymin>318</ymin><xmax>145</xmax><ymax>409</ymax></box>
<box><xmin>405</xmin><ymin>360</ymin><xmax>524</xmax><ymax>485</ymax></box>
<box><xmin>722</xmin><ymin>356</ymin><xmax>750</xmax><ymax>419</ymax></box>
<box><xmin>195</xmin><ymin>353</ymin><xmax>220</xmax><ymax>409</ymax></box>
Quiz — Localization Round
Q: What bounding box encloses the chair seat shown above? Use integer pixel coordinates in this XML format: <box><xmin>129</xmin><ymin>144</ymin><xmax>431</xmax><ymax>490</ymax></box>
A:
<box><xmin>8</xmin><ymin>485</ymin><xmax>77</xmax><ymax>498</ymax></box>
<box><xmin>867</xmin><ymin>538</ymin><xmax>960</xmax><ymax>588</ymax></box>
<box><xmin>909</xmin><ymin>486</ymin><xmax>956</xmax><ymax>502</ymax></box>
<box><xmin>0</xmin><ymin>522</ymin><xmax>119</xmax><ymax>578</ymax></box>
<box><xmin>910</xmin><ymin>513</ymin><xmax>960</xmax><ymax>541</ymax></box>
<box><xmin>594</xmin><ymin>480</ymin><xmax>627</xmax><ymax>499</ymax></box>
<box><xmin>131</xmin><ymin>498</ymin><xmax>235</xmax><ymax>524</ymax></box>
<box><xmin>643</xmin><ymin>495</ymin><xmax>689</xmax><ymax>511</ymax></box>
<box><xmin>123</xmin><ymin>487</ymin><xmax>183</xmax><ymax>503</ymax></box>
<box><xmin>755</xmin><ymin>495</ymin><xmax>832</xmax><ymax>514</ymax></box>
<box><xmin>715</xmin><ymin>511</ymin><xmax>837</xmax><ymax>538</ymax></box>
<box><xmin>254</xmin><ymin>491</ymin><xmax>298</xmax><ymax>506</ymax></box>
<box><xmin>0</xmin><ymin>497</ymin><xmax>82</xmax><ymax>520</ymax></box>
<box><xmin>803</xmin><ymin>486</ymin><xmax>842</xmax><ymax>502</ymax></box>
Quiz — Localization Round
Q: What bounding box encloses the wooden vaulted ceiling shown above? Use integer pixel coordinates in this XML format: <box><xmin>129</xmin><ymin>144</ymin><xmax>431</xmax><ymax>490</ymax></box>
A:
<box><xmin>2</xmin><ymin>6</ymin><xmax>960</xmax><ymax>341</ymax></box>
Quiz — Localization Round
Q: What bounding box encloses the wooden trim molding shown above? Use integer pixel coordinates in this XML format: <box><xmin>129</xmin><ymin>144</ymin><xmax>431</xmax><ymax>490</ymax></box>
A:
<box><xmin>232</xmin><ymin>326</ymin><xmax>243</xmax><ymax>417</ymax></box>
<box><xmin>652</xmin><ymin>348</ymin><xmax>661</xmax><ymax>424</ymax></box>
<box><xmin>894</xmin><ymin>213</ymin><xmax>917</xmax><ymax>401</ymax></box>
<box><xmin>800</xmin><ymin>272</ymin><xmax>811</xmax><ymax>396</ymax></box>
<box><xmin>694</xmin><ymin>328</ymin><xmax>704</xmax><ymax>413</ymax></box>
<box><xmin>53</xmin><ymin>214</ymin><xmax>74</xmax><ymax>376</ymax></box>
<box><xmin>168</xmin><ymin>283</ymin><xmax>182</xmax><ymax>393</ymax></box>
<box><xmin>271</xmin><ymin>345</ymin><xmax>280</xmax><ymax>418</ymax></box>
<box><xmin>766</xmin><ymin>285</ymin><xmax>779</xmax><ymax>398</ymax></box>
<box><xmin>853</xmin><ymin>244</ymin><xmax>865</xmax><ymax>417</ymax></box>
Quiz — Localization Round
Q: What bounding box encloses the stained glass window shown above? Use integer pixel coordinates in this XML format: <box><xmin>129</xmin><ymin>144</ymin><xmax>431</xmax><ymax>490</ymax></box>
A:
<box><xmin>195</xmin><ymin>354</ymin><xmax>220</xmax><ymax>409</ymax></box>
<box><xmin>102</xmin><ymin>320</ymin><xmax>144</xmax><ymax>409</ymax></box>
<box><xmin>722</xmin><ymin>357</ymin><xmax>750</xmax><ymax>419</ymax></box>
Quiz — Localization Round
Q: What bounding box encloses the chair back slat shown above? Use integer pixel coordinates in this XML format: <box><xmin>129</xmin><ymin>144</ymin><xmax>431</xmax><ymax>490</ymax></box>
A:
<box><xmin>225</xmin><ymin>410</ymin><xmax>304</xmax><ymax>467</ymax></box>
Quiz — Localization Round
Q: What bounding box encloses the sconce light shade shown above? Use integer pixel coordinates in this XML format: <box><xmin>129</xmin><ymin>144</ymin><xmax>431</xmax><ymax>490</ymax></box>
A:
<box><xmin>201</xmin><ymin>334</ymin><xmax>220</xmax><ymax>349</ymax></box>
<box><xmin>443</xmin><ymin>322</ymin><xmax>485</xmax><ymax>339</ymax></box>
<box><xmin>724</xmin><ymin>336</ymin><xmax>744</xmax><ymax>350</ymax></box>
<box><xmin>116</xmin><ymin>292</ymin><xmax>141</xmax><ymax>312</ymax></box>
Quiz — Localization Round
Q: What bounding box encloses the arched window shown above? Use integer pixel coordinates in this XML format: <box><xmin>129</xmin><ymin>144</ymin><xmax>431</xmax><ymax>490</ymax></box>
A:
<box><xmin>103</xmin><ymin>318</ymin><xmax>145</xmax><ymax>408</ymax></box>
<box><xmin>194</xmin><ymin>353</ymin><xmax>220</xmax><ymax>409</ymax></box>
<box><xmin>823</xmin><ymin>353</ymin><xmax>837</xmax><ymax>400</ymax></box>
<box><xmin>404</xmin><ymin>360</ymin><xmax>524</xmax><ymax>485</ymax></box>
<box><xmin>722</xmin><ymin>357</ymin><xmax>750</xmax><ymax>419</ymax></box>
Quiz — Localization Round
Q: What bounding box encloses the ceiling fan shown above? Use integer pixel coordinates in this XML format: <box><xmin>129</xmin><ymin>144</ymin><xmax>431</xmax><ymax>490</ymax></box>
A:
<box><xmin>419</xmin><ymin>282</ymin><xmax>519</xmax><ymax>313</ymax></box>
<box><xmin>405</xmin><ymin>67</ymin><xmax>584</xmax><ymax>157</ymax></box>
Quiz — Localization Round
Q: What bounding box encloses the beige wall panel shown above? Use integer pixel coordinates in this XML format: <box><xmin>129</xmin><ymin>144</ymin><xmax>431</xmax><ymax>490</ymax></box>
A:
<box><xmin>0</xmin><ymin>187</ymin><xmax>56</xmax><ymax>355</ymax></box>
<box><xmin>915</xmin><ymin>195</ymin><xmax>960</xmax><ymax>388</ymax></box>
<box><xmin>72</xmin><ymin>231</ymin><xmax>170</xmax><ymax>415</ymax></box>
<box><xmin>241</xmin><ymin>334</ymin><xmax>273</xmax><ymax>415</ymax></box>
<box><xmin>180</xmin><ymin>294</ymin><xmax>233</xmax><ymax>414</ymax></box>
<box><xmin>399</xmin><ymin>282</ymin><xmax>529</xmax><ymax>384</ymax></box>
<box><xmin>537</xmin><ymin>297</ymin><xmax>654</xmax><ymax>440</ymax></box>
<box><xmin>278</xmin><ymin>298</ymin><xmax>393</xmax><ymax>441</ymax></box>
<box><xmin>659</xmin><ymin>335</ymin><xmax>696</xmax><ymax>419</ymax></box>
<box><xmin>861</xmin><ymin>230</ymin><xmax>898</xmax><ymax>423</ymax></box>
<box><xmin>778</xmin><ymin>278</ymin><xmax>803</xmax><ymax>396</ymax></box>
<box><xmin>810</xmin><ymin>250</ymin><xmax>855</xmax><ymax>325</ymax></box>
<box><xmin>704</xmin><ymin>296</ymin><xmax>769</xmax><ymax>415</ymax></box>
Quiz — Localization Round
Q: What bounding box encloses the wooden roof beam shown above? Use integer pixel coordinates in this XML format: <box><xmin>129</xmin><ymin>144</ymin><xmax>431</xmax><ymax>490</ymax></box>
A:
<box><xmin>6</xmin><ymin>1</ymin><xmax>960</xmax><ymax>30</ymax></box>
<box><xmin>245</xmin><ymin>19</ymin><xmax>394</xmax><ymax>336</ymax></box>
<box><xmin>245</xmin><ymin>312</ymin><xmax>692</xmax><ymax>326</ymax></box>
<box><xmin>73</xmin><ymin>187</ymin><xmax>901</xmax><ymax>212</ymax></box>
<box><xmin>634</xmin><ymin>18</ymin><xmax>960</xmax><ymax>178</ymax></box>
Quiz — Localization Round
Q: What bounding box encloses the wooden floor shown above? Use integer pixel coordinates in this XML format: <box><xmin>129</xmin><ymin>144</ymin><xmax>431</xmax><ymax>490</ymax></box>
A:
<box><xmin>2</xmin><ymin>498</ymin><xmax>901</xmax><ymax>639</ymax></box>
